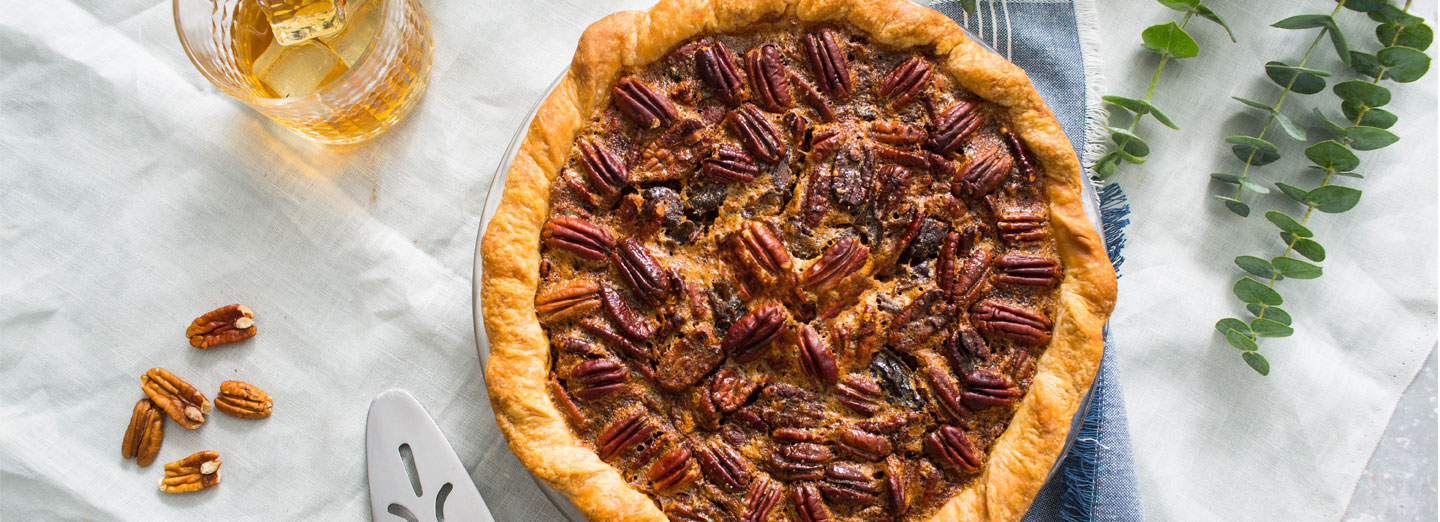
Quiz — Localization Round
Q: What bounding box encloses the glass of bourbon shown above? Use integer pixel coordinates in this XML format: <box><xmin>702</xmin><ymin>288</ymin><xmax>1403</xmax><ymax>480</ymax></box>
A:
<box><xmin>174</xmin><ymin>0</ymin><xmax>433</xmax><ymax>144</ymax></box>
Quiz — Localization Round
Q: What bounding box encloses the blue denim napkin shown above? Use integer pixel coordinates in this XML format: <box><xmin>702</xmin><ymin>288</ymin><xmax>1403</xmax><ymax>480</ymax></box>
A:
<box><xmin>928</xmin><ymin>2</ymin><xmax>1145</xmax><ymax>520</ymax></box>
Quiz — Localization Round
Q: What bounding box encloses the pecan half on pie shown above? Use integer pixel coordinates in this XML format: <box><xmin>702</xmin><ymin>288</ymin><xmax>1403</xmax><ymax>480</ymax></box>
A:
<box><xmin>482</xmin><ymin>1</ymin><xmax>1116</xmax><ymax>520</ymax></box>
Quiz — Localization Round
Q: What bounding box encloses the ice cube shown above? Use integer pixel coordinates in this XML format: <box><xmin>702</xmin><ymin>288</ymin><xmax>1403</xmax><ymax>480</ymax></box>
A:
<box><xmin>253</xmin><ymin>39</ymin><xmax>349</xmax><ymax>98</ymax></box>
<box><xmin>319</xmin><ymin>0</ymin><xmax>381</xmax><ymax>66</ymax></box>
<box><xmin>258</xmin><ymin>0</ymin><xmax>347</xmax><ymax>46</ymax></box>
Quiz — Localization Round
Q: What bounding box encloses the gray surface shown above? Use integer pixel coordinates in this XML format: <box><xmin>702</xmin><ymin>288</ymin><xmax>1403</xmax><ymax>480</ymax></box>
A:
<box><xmin>1344</xmin><ymin>347</ymin><xmax>1438</xmax><ymax>521</ymax></box>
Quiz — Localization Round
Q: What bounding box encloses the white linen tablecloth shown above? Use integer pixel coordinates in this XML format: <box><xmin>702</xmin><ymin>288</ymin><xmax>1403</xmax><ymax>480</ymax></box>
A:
<box><xmin>0</xmin><ymin>0</ymin><xmax>1433</xmax><ymax>521</ymax></box>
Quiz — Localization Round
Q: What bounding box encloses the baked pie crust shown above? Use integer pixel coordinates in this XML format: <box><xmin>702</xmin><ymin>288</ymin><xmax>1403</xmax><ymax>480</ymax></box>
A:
<box><xmin>481</xmin><ymin>0</ymin><xmax>1117</xmax><ymax>520</ymax></box>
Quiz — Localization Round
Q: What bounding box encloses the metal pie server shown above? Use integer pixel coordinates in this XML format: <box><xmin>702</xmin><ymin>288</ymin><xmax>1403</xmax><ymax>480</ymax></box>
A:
<box><xmin>367</xmin><ymin>389</ymin><xmax>494</xmax><ymax>522</ymax></box>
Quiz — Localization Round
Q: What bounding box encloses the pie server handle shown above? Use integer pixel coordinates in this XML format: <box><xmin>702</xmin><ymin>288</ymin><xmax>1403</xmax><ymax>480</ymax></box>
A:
<box><xmin>366</xmin><ymin>389</ymin><xmax>494</xmax><ymax>522</ymax></box>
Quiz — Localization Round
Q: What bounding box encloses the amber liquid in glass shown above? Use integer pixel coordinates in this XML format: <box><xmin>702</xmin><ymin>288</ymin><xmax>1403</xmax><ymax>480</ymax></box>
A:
<box><xmin>228</xmin><ymin>0</ymin><xmax>431</xmax><ymax>142</ymax></box>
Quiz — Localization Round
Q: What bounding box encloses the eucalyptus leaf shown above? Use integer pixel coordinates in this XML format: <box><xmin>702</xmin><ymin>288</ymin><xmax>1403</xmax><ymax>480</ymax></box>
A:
<box><xmin>1251</xmin><ymin>318</ymin><xmax>1295</xmax><ymax>337</ymax></box>
<box><xmin>1304</xmin><ymin>140</ymin><xmax>1360</xmax><ymax>172</ymax></box>
<box><xmin>1345</xmin><ymin>125</ymin><xmax>1399</xmax><ymax>150</ymax></box>
<box><xmin>1273</xmin><ymin>257</ymin><xmax>1323</xmax><ymax>279</ymax></box>
<box><xmin>1273</xmin><ymin>14</ymin><xmax>1333</xmax><ymax>30</ymax></box>
<box><xmin>1145</xmin><ymin>103</ymin><xmax>1180</xmax><ymax>129</ymax></box>
<box><xmin>1378</xmin><ymin>22</ymin><xmax>1433</xmax><ymax>51</ymax></box>
<box><xmin>1215</xmin><ymin>195</ymin><xmax>1250</xmax><ymax>216</ymax></box>
<box><xmin>1333</xmin><ymin>79</ymin><xmax>1391</xmax><ymax>107</ymax></box>
<box><xmin>1227</xmin><ymin>135</ymin><xmax>1281</xmax><ymax>165</ymax></box>
<box><xmin>1228</xmin><ymin>330</ymin><xmax>1259</xmax><ymax>352</ymax></box>
<box><xmin>1311</xmin><ymin>108</ymin><xmax>1348</xmax><ymax>137</ymax></box>
<box><xmin>1157</xmin><ymin>0</ymin><xmax>1201</xmax><ymax>12</ymax></box>
<box><xmin>1236</xmin><ymin>256</ymin><xmax>1278</xmax><ymax>279</ymax></box>
<box><xmin>1332</xmin><ymin>170</ymin><xmax>1366</xmax><ymax>179</ymax></box>
<box><xmin>1308</xmin><ymin>185</ymin><xmax>1362</xmax><ymax>213</ymax></box>
<box><xmin>1107</xmin><ymin>126</ymin><xmax>1151</xmax><ymax>156</ymax></box>
<box><xmin>1378</xmin><ymin>46</ymin><xmax>1431</xmax><ymax>82</ymax></box>
<box><xmin>1327</xmin><ymin>21</ymin><xmax>1351</xmax><ymax>65</ymax></box>
<box><xmin>1103</xmin><ymin>95</ymin><xmax>1146</xmax><ymax>114</ymax></box>
<box><xmin>1234</xmin><ymin>277</ymin><xmax>1283</xmax><ymax>306</ymax></box>
<box><xmin>1211</xmin><ymin>172</ymin><xmax>1241</xmax><ymax>184</ymax></box>
<box><xmin>1347</xmin><ymin>105</ymin><xmax>1399</xmax><ymax>129</ymax></box>
<box><xmin>1196</xmin><ymin>5</ymin><xmax>1238</xmax><ymax>42</ymax></box>
<box><xmin>1142</xmin><ymin>22</ymin><xmax>1200</xmax><ymax>58</ymax></box>
<box><xmin>1272</xmin><ymin>111</ymin><xmax>1308</xmax><ymax>141</ymax></box>
<box><xmin>1240</xmin><ymin>178</ymin><xmax>1271</xmax><ymax>194</ymax></box>
<box><xmin>1265</xmin><ymin>61</ymin><xmax>1328</xmax><ymax>94</ymax></box>
<box><xmin>1216</xmin><ymin>317</ymin><xmax>1251</xmax><ymax>335</ymax></box>
<box><xmin>1095</xmin><ymin>152</ymin><xmax>1121</xmax><ymax>179</ymax></box>
<box><xmin>1232</xmin><ymin>96</ymin><xmax>1275</xmax><ymax>113</ymax></box>
<box><xmin>1371</xmin><ymin>5</ymin><xmax>1424</xmax><ymax>27</ymax></box>
<box><xmin>959</xmin><ymin>0</ymin><xmax>977</xmax><ymax>14</ymax></box>
<box><xmin>1117</xmin><ymin>149</ymin><xmax>1147</xmax><ymax>165</ymax></box>
<box><xmin>1249</xmin><ymin>304</ymin><xmax>1294</xmax><ymax>326</ymax></box>
<box><xmin>1276</xmin><ymin>182</ymin><xmax>1310</xmax><ymax>203</ymax></box>
<box><xmin>1350</xmin><ymin>51</ymin><xmax>1383</xmax><ymax>78</ymax></box>
<box><xmin>1243</xmin><ymin>352</ymin><xmax>1271</xmax><ymax>375</ymax></box>
<box><xmin>1291</xmin><ymin>236</ymin><xmax>1326</xmax><ymax>262</ymax></box>
<box><xmin>1342</xmin><ymin>0</ymin><xmax>1389</xmax><ymax>13</ymax></box>
<box><xmin>1266</xmin><ymin>211</ymin><xmax>1312</xmax><ymax>237</ymax></box>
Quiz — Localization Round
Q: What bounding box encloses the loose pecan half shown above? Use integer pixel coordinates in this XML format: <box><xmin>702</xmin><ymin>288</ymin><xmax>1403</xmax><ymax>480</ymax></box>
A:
<box><xmin>937</xmin><ymin>231</ymin><xmax>959</xmax><ymax>294</ymax></box>
<box><xmin>997</xmin><ymin>209</ymin><xmax>1049</xmax><ymax>242</ymax></box>
<box><xmin>578</xmin><ymin>138</ymin><xmax>628</xmax><ymax>195</ymax></box>
<box><xmin>803</xmin><ymin>237</ymin><xmax>869</xmax><ymax>292</ymax></box>
<box><xmin>711</xmin><ymin>366</ymin><xmax>760</xmax><ymax>413</ymax></box>
<box><xmin>871</xmin><ymin>120</ymin><xmax>926</xmax><ymax>145</ymax></box>
<box><xmin>773</xmin><ymin>427</ymin><xmax>824</xmax><ymax>443</ymax></box>
<box><xmin>655</xmin><ymin>327</ymin><xmax>724</xmax><ymax>391</ymax></box>
<box><xmin>803</xmin><ymin>166</ymin><xmax>832</xmax><ymax>228</ymax></box>
<box><xmin>953</xmin><ymin>247</ymin><xmax>993</xmax><ymax>304</ymax></box>
<box><xmin>822</xmin><ymin>462</ymin><xmax>881</xmax><ymax>504</ymax></box>
<box><xmin>186</xmin><ymin>304</ymin><xmax>256</xmax><ymax>349</ymax></box>
<box><xmin>963</xmin><ymin>368</ymin><xmax>1022</xmax><ymax>410</ymax></box>
<box><xmin>789</xmin><ymin>71</ymin><xmax>837</xmax><ymax>121</ymax></box>
<box><xmin>579</xmin><ymin>317</ymin><xmax>649</xmax><ymax>360</ymax></box>
<box><xmin>637</xmin><ymin>118</ymin><xmax>707</xmax><ymax>181</ymax></box>
<box><xmin>697</xmin><ymin>440</ymin><xmax>752</xmax><ymax>491</ymax></box>
<box><xmin>542</xmin><ymin>215</ymin><xmax>615</xmax><ymax>261</ymax></box>
<box><xmin>925</xmin><ymin>425</ymin><xmax>982</xmax><ymax>475</ymax></box>
<box><xmin>1004</xmin><ymin>130</ymin><xmax>1040</xmax><ymax>182</ymax></box>
<box><xmin>971</xmin><ymin>299</ymin><xmax>1053</xmax><ymax>345</ymax></box>
<box><xmin>611</xmin><ymin>238</ymin><xmax>673</xmax><ymax>307</ymax></box>
<box><xmin>995</xmin><ymin>253</ymin><xmax>1061</xmax><ymax>286</ymax></box>
<box><xmin>955</xmin><ymin>147</ymin><xmax>1015</xmax><ymax>197</ymax></box>
<box><xmin>572</xmin><ymin>358</ymin><xmax>628</xmax><ymax>401</ymax></box>
<box><xmin>886</xmin><ymin>455</ymin><xmax>909</xmax><ymax>516</ymax></box>
<box><xmin>122</xmin><ymin>398</ymin><xmax>164</xmax><ymax>467</ymax></box>
<box><xmin>725</xmin><ymin>103</ymin><xmax>786</xmax><ymax>163</ymax></box>
<box><xmin>549</xmin><ymin>376</ymin><xmax>586</xmax><ymax>426</ymax></box>
<box><xmin>141</xmin><ymin>368</ymin><xmax>210</xmax><ymax>430</ymax></box>
<box><xmin>599</xmin><ymin>282</ymin><xmax>657</xmax><ymax>340</ymax></box>
<box><xmin>772</xmin><ymin>442</ymin><xmax>831</xmax><ymax>480</ymax></box>
<box><xmin>836</xmin><ymin>374</ymin><xmax>883</xmax><ymax>415</ymax></box>
<box><xmin>796</xmin><ymin>324</ymin><xmax>838</xmax><ymax>387</ymax></box>
<box><xmin>214</xmin><ymin>380</ymin><xmax>273</xmax><ymax>419</ymax></box>
<box><xmin>535</xmin><ymin>280</ymin><xmax>601</xmax><ymax>321</ymax></box>
<box><xmin>729</xmin><ymin>220</ymin><xmax>793</xmax><ymax>284</ymax></box>
<box><xmin>614</xmin><ymin>77</ymin><xmax>677</xmax><ymax>129</ymax></box>
<box><xmin>926</xmin><ymin>366</ymin><xmax>970</xmax><ymax>424</ymax></box>
<box><xmin>700</xmin><ymin>143</ymin><xmax>758</xmax><ymax>183</ymax></box>
<box><xmin>943</xmin><ymin>324</ymin><xmax>991</xmax><ymax>369</ymax></box>
<box><xmin>810</xmin><ymin>127</ymin><xmax>846</xmax><ymax>159</ymax></box>
<box><xmin>785</xmin><ymin>110</ymin><xmax>810</xmax><ymax>144</ymax></box>
<box><xmin>648</xmin><ymin>447</ymin><xmax>696</xmax><ymax>491</ymax></box>
<box><xmin>876</xmin><ymin>144</ymin><xmax>931</xmax><ymax>170</ymax></box>
<box><xmin>802</xmin><ymin>29</ymin><xmax>852</xmax><ymax>99</ymax></box>
<box><xmin>158</xmin><ymin>450</ymin><xmax>221</xmax><ymax>493</ymax></box>
<box><xmin>721</xmin><ymin>303</ymin><xmax>786</xmax><ymax>364</ymax></box>
<box><xmin>926</xmin><ymin>99</ymin><xmax>985</xmax><ymax>155</ymax></box>
<box><xmin>597</xmin><ymin>410</ymin><xmax>656</xmax><ymax>460</ymax></box>
<box><xmin>695</xmin><ymin>41</ymin><xmax>746</xmax><ymax>105</ymax></box>
<box><xmin>836</xmin><ymin>428</ymin><xmax>892</xmax><ymax>461</ymax></box>
<box><xmin>887</xmin><ymin>288</ymin><xmax>952</xmax><ymax>351</ymax></box>
<box><xmin>745</xmin><ymin>44</ymin><xmax>793</xmax><ymax>112</ymax></box>
<box><xmin>740</xmin><ymin>475</ymin><xmax>783</xmax><ymax>522</ymax></box>
<box><xmin>830</xmin><ymin>142</ymin><xmax>874</xmax><ymax>208</ymax></box>
<box><xmin>879</xmin><ymin>57</ymin><xmax>933</xmax><ymax>110</ymax></box>
<box><xmin>794</xmin><ymin>482</ymin><xmax>835</xmax><ymax>522</ymax></box>
<box><xmin>874</xmin><ymin>165</ymin><xmax>913</xmax><ymax>217</ymax></box>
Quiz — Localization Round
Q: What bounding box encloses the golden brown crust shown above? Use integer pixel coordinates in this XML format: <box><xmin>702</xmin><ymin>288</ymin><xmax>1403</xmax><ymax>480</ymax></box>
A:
<box><xmin>481</xmin><ymin>0</ymin><xmax>1117</xmax><ymax>520</ymax></box>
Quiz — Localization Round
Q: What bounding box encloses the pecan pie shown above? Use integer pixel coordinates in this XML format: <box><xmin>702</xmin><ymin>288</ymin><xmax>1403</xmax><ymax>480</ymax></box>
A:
<box><xmin>482</xmin><ymin>1</ymin><xmax>1116</xmax><ymax>520</ymax></box>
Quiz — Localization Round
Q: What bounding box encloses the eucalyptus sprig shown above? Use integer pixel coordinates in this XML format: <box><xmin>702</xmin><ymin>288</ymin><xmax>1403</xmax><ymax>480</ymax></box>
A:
<box><xmin>1217</xmin><ymin>0</ymin><xmax>1432</xmax><ymax>375</ymax></box>
<box><xmin>1095</xmin><ymin>0</ymin><xmax>1235</xmax><ymax>179</ymax></box>
<box><xmin>1210</xmin><ymin>2</ymin><xmax>1356</xmax><ymax>216</ymax></box>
